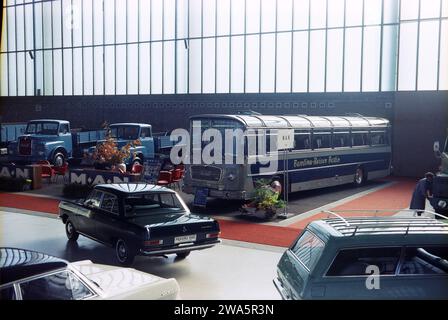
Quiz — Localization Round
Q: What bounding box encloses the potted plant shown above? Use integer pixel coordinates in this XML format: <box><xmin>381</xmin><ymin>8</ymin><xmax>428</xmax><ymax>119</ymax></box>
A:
<box><xmin>241</xmin><ymin>179</ymin><xmax>285</xmax><ymax>219</ymax></box>
<box><xmin>88</xmin><ymin>123</ymin><xmax>140</xmax><ymax>172</ymax></box>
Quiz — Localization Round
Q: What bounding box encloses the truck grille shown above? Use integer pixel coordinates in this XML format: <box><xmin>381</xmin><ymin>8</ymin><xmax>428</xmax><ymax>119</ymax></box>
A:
<box><xmin>19</xmin><ymin>137</ymin><xmax>31</xmax><ymax>155</ymax></box>
<box><xmin>190</xmin><ymin>166</ymin><xmax>222</xmax><ymax>182</ymax></box>
<box><xmin>434</xmin><ymin>176</ymin><xmax>448</xmax><ymax>198</ymax></box>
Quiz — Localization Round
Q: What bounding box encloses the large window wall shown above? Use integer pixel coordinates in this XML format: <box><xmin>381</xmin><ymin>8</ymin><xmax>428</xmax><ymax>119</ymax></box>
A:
<box><xmin>1</xmin><ymin>0</ymin><xmax>447</xmax><ymax>96</ymax></box>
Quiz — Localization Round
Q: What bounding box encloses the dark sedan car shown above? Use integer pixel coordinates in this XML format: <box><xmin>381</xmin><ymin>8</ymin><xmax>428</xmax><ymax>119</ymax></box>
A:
<box><xmin>59</xmin><ymin>183</ymin><xmax>221</xmax><ymax>265</ymax></box>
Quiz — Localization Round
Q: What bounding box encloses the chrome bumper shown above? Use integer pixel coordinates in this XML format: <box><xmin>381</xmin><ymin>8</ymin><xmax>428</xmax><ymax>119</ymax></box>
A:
<box><xmin>139</xmin><ymin>240</ymin><xmax>221</xmax><ymax>256</ymax></box>
<box><xmin>273</xmin><ymin>277</ymin><xmax>292</xmax><ymax>300</ymax></box>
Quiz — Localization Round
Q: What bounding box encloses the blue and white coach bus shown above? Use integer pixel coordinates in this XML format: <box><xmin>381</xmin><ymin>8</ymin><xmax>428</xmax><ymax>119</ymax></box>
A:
<box><xmin>182</xmin><ymin>114</ymin><xmax>392</xmax><ymax>200</ymax></box>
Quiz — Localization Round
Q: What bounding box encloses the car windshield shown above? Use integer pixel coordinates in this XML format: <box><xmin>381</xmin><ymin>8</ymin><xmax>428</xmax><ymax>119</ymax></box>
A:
<box><xmin>110</xmin><ymin>126</ymin><xmax>139</xmax><ymax>140</ymax></box>
<box><xmin>124</xmin><ymin>192</ymin><xmax>186</xmax><ymax>216</ymax></box>
<box><xmin>25</xmin><ymin>122</ymin><xmax>59</xmax><ymax>135</ymax></box>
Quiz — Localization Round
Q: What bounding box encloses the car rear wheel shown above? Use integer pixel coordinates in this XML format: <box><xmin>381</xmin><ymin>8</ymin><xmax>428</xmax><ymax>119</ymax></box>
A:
<box><xmin>176</xmin><ymin>251</ymin><xmax>191</xmax><ymax>259</ymax></box>
<box><xmin>354</xmin><ymin>167</ymin><xmax>366</xmax><ymax>187</ymax></box>
<box><xmin>116</xmin><ymin>239</ymin><xmax>135</xmax><ymax>266</ymax></box>
<box><xmin>65</xmin><ymin>220</ymin><xmax>79</xmax><ymax>241</ymax></box>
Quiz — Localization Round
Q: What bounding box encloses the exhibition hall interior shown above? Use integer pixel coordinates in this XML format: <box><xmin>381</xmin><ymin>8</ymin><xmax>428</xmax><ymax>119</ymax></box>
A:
<box><xmin>0</xmin><ymin>0</ymin><xmax>447</xmax><ymax>302</ymax></box>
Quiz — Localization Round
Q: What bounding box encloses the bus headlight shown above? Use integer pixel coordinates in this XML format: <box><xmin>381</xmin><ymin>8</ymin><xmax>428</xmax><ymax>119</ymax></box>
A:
<box><xmin>227</xmin><ymin>173</ymin><xmax>236</xmax><ymax>181</ymax></box>
<box><xmin>438</xmin><ymin>200</ymin><xmax>447</xmax><ymax>209</ymax></box>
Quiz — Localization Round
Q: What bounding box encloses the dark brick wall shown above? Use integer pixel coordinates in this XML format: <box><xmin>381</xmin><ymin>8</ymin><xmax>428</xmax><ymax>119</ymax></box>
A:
<box><xmin>1</xmin><ymin>91</ymin><xmax>447</xmax><ymax>177</ymax></box>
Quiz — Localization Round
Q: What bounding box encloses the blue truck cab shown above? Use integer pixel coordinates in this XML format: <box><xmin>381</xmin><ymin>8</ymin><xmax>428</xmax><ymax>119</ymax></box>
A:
<box><xmin>7</xmin><ymin>119</ymin><xmax>103</xmax><ymax>166</ymax></box>
<box><xmin>106</xmin><ymin>123</ymin><xmax>156</xmax><ymax>165</ymax></box>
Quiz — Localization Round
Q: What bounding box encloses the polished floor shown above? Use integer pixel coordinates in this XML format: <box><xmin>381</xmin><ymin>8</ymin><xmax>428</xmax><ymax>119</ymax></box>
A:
<box><xmin>0</xmin><ymin>210</ymin><xmax>283</xmax><ymax>300</ymax></box>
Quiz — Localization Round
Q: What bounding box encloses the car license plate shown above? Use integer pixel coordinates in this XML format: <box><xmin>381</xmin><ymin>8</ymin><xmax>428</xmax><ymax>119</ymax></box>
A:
<box><xmin>174</xmin><ymin>234</ymin><xmax>197</xmax><ymax>244</ymax></box>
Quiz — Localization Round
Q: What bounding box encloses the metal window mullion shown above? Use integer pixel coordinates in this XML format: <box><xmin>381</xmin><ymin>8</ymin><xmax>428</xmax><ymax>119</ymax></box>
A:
<box><xmin>149</xmin><ymin>0</ymin><xmax>152</xmax><ymax>94</ymax></box>
<box><xmin>24</xmin><ymin>2</ymin><xmax>27</xmax><ymax>95</ymax></box>
<box><xmin>6</xmin><ymin>5</ymin><xmax>10</xmax><ymax>96</ymax></box>
<box><xmin>243</xmin><ymin>0</ymin><xmax>247</xmax><ymax>93</ymax></box>
<box><xmin>14</xmin><ymin>0</ymin><xmax>18</xmax><ymax>96</ymax></box>
<box><xmin>161</xmin><ymin>0</ymin><xmax>164</xmax><ymax>94</ymax></box>
<box><xmin>41</xmin><ymin>3</ymin><xmax>45</xmax><ymax>95</ymax></box>
<box><xmin>51</xmin><ymin>0</ymin><xmax>54</xmax><ymax>96</ymax></box>
<box><xmin>71</xmin><ymin>0</ymin><xmax>74</xmax><ymax>96</ymax></box>
<box><xmin>274</xmin><ymin>0</ymin><xmax>278</xmax><ymax>93</ymax></box>
<box><xmin>126</xmin><ymin>0</ymin><xmax>128</xmax><ymax>95</ymax></box>
<box><xmin>187</xmin><ymin>0</ymin><xmax>190</xmax><ymax>94</ymax></box>
<box><xmin>396</xmin><ymin>0</ymin><xmax>401</xmax><ymax>91</ymax></box>
<box><xmin>324</xmin><ymin>0</ymin><xmax>328</xmax><ymax>92</ymax></box>
<box><xmin>307</xmin><ymin>0</ymin><xmax>311</xmax><ymax>93</ymax></box>
<box><xmin>61</xmin><ymin>0</ymin><xmax>64</xmax><ymax>95</ymax></box>
<box><xmin>214</xmin><ymin>0</ymin><xmax>217</xmax><ymax>93</ymax></box>
<box><xmin>360</xmin><ymin>0</ymin><xmax>365</xmax><ymax>92</ymax></box>
<box><xmin>114</xmin><ymin>0</ymin><xmax>116</xmax><ymax>95</ymax></box>
<box><xmin>437</xmin><ymin>0</ymin><xmax>443</xmax><ymax>90</ymax></box>
<box><xmin>92</xmin><ymin>0</ymin><xmax>94</xmax><ymax>95</ymax></box>
<box><xmin>379</xmin><ymin>0</ymin><xmax>384</xmax><ymax>91</ymax></box>
<box><xmin>174</xmin><ymin>0</ymin><xmax>177</xmax><ymax>94</ymax></box>
<box><xmin>102</xmin><ymin>0</ymin><xmax>105</xmax><ymax>95</ymax></box>
<box><xmin>229</xmin><ymin>0</ymin><xmax>232</xmax><ymax>93</ymax></box>
<box><xmin>258</xmin><ymin>0</ymin><xmax>262</xmax><ymax>93</ymax></box>
<box><xmin>290</xmin><ymin>0</ymin><xmax>295</xmax><ymax>93</ymax></box>
<box><xmin>342</xmin><ymin>0</ymin><xmax>346</xmax><ymax>92</ymax></box>
<box><xmin>415</xmin><ymin>0</ymin><xmax>421</xmax><ymax>91</ymax></box>
<box><xmin>201</xmin><ymin>0</ymin><xmax>203</xmax><ymax>93</ymax></box>
<box><xmin>81</xmin><ymin>0</ymin><xmax>84</xmax><ymax>96</ymax></box>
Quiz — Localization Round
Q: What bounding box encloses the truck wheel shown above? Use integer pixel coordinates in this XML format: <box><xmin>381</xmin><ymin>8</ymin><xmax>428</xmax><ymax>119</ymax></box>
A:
<box><xmin>65</xmin><ymin>220</ymin><xmax>79</xmax><ymax>241</ymax></box>
<box><xmin>176</xmin><ymin>251</ymin><xmax>191</xmax><ymax>259</ymax></box>
<box><xmin>354</xmin><ymin>167</ymin><xmax>366</xmax><ymax>187</ymax></box>
<box><xmin>116</xmin><ymin>239</ymin><xmax>135</xmax><ymax>266</ymax></box>
<box><xmin>53</xmin><ymin>153</ymin><xmax>65</xmax><ymax>167</ymax></box>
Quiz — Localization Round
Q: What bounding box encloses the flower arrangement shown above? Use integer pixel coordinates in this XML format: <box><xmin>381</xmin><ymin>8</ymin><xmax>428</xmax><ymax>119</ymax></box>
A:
<box><xmin>90</xmin><ymin>122</ymin><xmax>141</xmax><ymax>168</ymax></box>
<box><xmin>253</xmin><ymin>179</ymin><xmax>286</xmax><ymax>212</ymax></box>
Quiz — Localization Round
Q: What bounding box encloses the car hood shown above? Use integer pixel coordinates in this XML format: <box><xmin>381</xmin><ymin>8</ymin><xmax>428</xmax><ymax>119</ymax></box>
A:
<box><xmin>71</xmin><ymin>261</ymin><xmax>179</xmax><ymax>299</ymax></box>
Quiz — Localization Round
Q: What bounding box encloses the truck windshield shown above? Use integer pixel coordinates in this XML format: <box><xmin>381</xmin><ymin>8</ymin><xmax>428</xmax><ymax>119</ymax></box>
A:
<box><xmin>25</xmin><ymin>122</ymin><xmax>59</xmax><ymax>135</ymax></box>
<box><xmin>110</xmin><ymin>126</ymin><xmax>139</xmax><ymax>140</ymax></box>
<box><xmin>124</xmin><ymin>193</ymin><xmax>186</xmax><ymax>216</ymax></box>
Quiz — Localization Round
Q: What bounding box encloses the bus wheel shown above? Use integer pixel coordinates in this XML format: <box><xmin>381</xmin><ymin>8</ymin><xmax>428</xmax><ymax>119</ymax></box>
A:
<box><xmin>354</xmin><ymin>167</ymin><xmax>365</xmax><ymax>186</ymax></box>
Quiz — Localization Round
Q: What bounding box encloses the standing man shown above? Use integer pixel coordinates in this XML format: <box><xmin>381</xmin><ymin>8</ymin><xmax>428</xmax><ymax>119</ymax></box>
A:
<box><xmin>410</xmin><ymin>172</ymin><xmax>434</xmax><ymax>216</ymax></box>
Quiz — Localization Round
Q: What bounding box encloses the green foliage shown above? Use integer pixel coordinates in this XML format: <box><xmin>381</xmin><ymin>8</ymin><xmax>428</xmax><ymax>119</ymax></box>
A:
<box><xmin>63</xmin><ymin>183</ymin><xmax>93</xmax><ymax>199</ymax></box>
<box><xmin>0</xmin><ymin>176</ymin><xmax>31</xmax><ymax>192</ymax></box>
<box><xmin>253</xmin><ymin>179</ymin><xmax>285</xmax><ymax>211</ymax></box>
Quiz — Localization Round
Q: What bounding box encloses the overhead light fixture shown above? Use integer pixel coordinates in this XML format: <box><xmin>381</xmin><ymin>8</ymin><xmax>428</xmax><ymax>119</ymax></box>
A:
<box><xmin>184</xmin><ymin>39</ymin><xmax>189</xmax><ymax>50</ymax></box>
<box><xmin>28</xmin><ymin>51</ymin><xmax>34</xmax><ymax>60</ymax></box>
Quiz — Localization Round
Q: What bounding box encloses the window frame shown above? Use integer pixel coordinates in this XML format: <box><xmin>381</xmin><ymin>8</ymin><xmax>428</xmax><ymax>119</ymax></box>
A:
<box><xmin>14</xmin><ymin>268</ymin><xmax>98</xmax><ymax>300</ymax></box>
<box><xmin>99</xmin><ymin>191</ymin><xmax>120</xmax><ymax>216</ymax></box>
<box><xmin>323</xmin><ymin>246</ymin><xmax>404</xmax><ymax>278</ymax></box>
<box><xmin>289</xmin><ymin>229</ymin><xmax>326</xmax><ymax>273</ymax></box>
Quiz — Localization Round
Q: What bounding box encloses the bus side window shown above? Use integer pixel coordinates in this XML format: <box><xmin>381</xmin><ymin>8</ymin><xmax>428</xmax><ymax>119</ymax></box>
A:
<box><xmin>333</xmin><ymin>132</ymin><xmax>350</xmax><ymax>148</ymax></box>
<box><xmin>312</xmin><ymin>133</ymin><xmax>331</xmax><ymax>149</ymax></box>
<box><xmin>371</xmin><ymin>131</ymin><xmax>387</xmax><ymax>145</ymax></box>
<box><xmin>352</xmin><ymin>132</ymin><xmax>369</xmax><ymax>146</ymax></box>
<box><xmin>294</xmin><ymin>132</ymin><xmax>310</xmax><ymax>150</ymax></box>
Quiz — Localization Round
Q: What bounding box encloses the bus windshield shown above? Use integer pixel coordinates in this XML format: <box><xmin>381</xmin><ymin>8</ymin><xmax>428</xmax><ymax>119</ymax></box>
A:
<box><xmin>110</xmin><ymin>126</ymin><xmax>140</xmax><ymax>140</ymax></box>
<box><xmin>25</xmin><ymin>122</ymin><xmax>59</xmax><ymax>135</ymax></box>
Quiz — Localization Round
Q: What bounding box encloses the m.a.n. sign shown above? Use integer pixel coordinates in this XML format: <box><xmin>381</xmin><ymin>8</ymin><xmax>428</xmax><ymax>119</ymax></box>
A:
<box><xmin>69</xmin><ymin>169</ymin><xmax>131</xmax><ymax>185</ymax></box>
<box><xmin>0</xmin><ymin>165</ymin><xmax>32</xmax><ymax>179</ymax></box>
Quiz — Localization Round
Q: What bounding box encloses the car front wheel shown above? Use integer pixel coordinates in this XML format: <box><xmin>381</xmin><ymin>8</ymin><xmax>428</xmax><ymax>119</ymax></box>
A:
<box><xmin>65</xmin><ymin>220</ymin><xmax>79</xmax><ymax>241</ymax></box>
<box><xmin>116</xmin><ymin>239</ymin><xmax>135</xmax><ymax>265</ymax></box>
<box><xmin>176</xmin><ymin>251</ymin><xmax>191</xmax><ymax>259</ymax></box>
